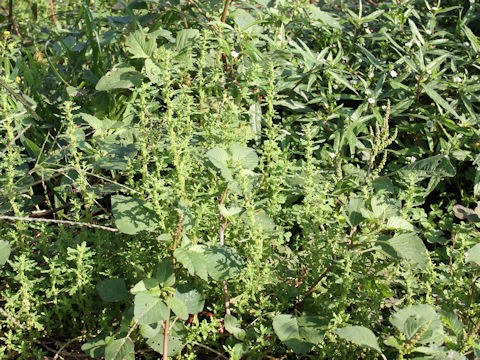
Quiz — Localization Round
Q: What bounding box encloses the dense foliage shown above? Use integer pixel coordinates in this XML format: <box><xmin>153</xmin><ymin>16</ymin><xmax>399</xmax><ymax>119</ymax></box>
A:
<box><xmin>1</xmin><ymin>0</ymin><xmax>480</xmax><ymax>358</ymax></box>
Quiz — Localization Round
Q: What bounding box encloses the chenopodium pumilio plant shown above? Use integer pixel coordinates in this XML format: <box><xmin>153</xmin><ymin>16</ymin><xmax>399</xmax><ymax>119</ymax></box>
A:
<box><xmin>85</xmin><ymin>247</ymin><xmax>244</xmax><ymax>359</ymax></box>
<box><xmin>84</xmin><ymin>145</ymin><xmax>258</xmax><ymax>359</ymax></box>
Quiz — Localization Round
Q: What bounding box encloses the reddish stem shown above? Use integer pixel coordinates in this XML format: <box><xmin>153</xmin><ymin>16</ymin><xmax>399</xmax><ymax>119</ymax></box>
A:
<box><xmin>49</xmin><ymin>0</ymin><xmax>56</xmax><ymax>26</ymax></box>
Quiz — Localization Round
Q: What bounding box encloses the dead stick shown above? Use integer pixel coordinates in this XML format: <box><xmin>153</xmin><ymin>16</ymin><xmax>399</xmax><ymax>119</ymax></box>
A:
<box><xmin>193</xmin><ymin>342</ymin><xmax>229</xmax><ymax>360</ymax></box>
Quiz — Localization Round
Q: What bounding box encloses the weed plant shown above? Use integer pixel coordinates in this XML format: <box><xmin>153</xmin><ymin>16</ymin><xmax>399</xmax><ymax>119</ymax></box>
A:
<box><xmin>1</xmin><ymin>0</ymin><xmax>480</xmax><ymax>359</ymax></box>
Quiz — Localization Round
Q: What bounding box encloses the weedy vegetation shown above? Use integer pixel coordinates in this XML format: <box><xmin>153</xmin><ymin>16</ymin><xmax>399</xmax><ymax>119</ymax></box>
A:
<box><xmin>1</xmin><ymin>0</ymin><xmax>480</xmax><ymax>358</ymax></box>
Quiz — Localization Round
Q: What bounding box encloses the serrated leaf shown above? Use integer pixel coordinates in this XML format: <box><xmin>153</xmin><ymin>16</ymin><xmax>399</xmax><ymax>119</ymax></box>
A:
<box><xmin>124</xmin><ymin>30</ymin><xmax>156</xmax><ymax>58</ymax></box>
<box><xmin>335</xmin><ymin>326</ymin><xmax>381</xmax><ymax>352</ymax></box>
<box><xmin>175</xmin><ymin>29</ymin><xmax>200</xmax><ymax>52</ymax></box>
<box><xmin>111</xmin><ymin>195</ymin><xmax>158</xmax><ymax>235</ymax></box>
<box><xmin>155</xmin><ymin>259</ymin><xmax>175</xmax><ymax>287</ymax></box>
<box><xmin>105</xmin><ymin>338</ymin><xmax>134</xmax><ymax>360</ymax></box>
<box><xmin>81</xmin><ymin>336</ymin><xmax>107</xmax><ymax>358</ymax></box>
<box><xmin>145</xmin><ymin>58</ymin><xmax>162</xmax><ymax>84</ymax></box>
<box><xmin>130</xmin><ymin>278</ymin><xmax>160</xmax><ymax>295</ymax></box>
<box><xmin>205</xmin><ymin>246</ymin><xmax>244</xmax><ymax>281</ymax></box>
<box><xmin>134</xmin><ymin>293</ymin><xmax>168</xmax><ymax>324</ymax></box>
<box><xmin>386</xmin><ymin>217</ymin><xmax>417</xmax><ymax>232</ymax></box>
<box><xmin>206</xmin><ymin>147</ymin><xmax>229</xmax><ymax>168</ymax></box>
<box><xmin>465</xmin><ymin>244</ymin><xmax>480</xmax><ymax>266</ymax></box>
<box><xmin>230</xmin><ymin>143</ymin><xmax>258</xmax><ymax>170</ymax></box>
<box><xmin>343</xmin><ymin>198</ymin><xmax>365</xmax><ymax>227</ymax></box>
<box><xmin>173</xmin><ymin>247</ymin><xmax>208</xmax><ymax>281</ymax></box>
<box><xmin>219</xmin><ymin>205</ymin><xmax>243</xmax><ymax>218</ymax></box>
<box><xmin>385</xmin><ymin>233</ymin><xmax>428</xmax><ymax>269</ymax></box>
<box><xmin>166</xmin><ymin>297</ymin><xmax>189</xmax><ymax>320</ymax></box>
<box><xmin>0</xmin><ymin>240</ymin><xmax>10</xmax><ymax>268</ymax></box>
<box><xmin>308</xmin><ymin>5</ymin><xmax>342</xmax><ymax>29</ymax></box>
<box><xmin>96</xmin><ymin>278</ymin><xmax>128</xmax><ymax>302</ymax></box>
<box><xmin>398</xmin><ymin>154</ymin><xmax>456</xmax><ymax>179</ymax></box>
<box><xmin>96</xmin><ymin>63</ymin><xmax>142</xmax><ymax>91</ymax></box>
<box><xmin>225</xmin><ymin>314</ymin><xmax>246</xmax><ymax>340</ymax></box>
<box><xmin>174</xmin><ymin>285</ymin><xmax>204</xmax><ymax>314</ymax></box>
<box><xmin>390</xmin><ymin>304</ymin><xmax>443</xmax><ymax>344</ymax></box>
<box><xmin>371</xmin><ymin>195</ymin><xmax>400</xmax><ymax>219</ymax></box>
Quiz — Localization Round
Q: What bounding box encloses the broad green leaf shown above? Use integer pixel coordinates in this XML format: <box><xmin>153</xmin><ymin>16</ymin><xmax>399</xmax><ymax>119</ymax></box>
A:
<box><xmin>230</xmin><ymin>143</ymin><xmax>258</xmax><ymax>170</ymax></box>
<box><xmin>385</xmin><ymin>233</ymin><xmax>428</xmax><ymax>269</ymax></box>
<box><xmin>134</xmin><ymin>293</ymin><xmax>169</xmax><ymax>324</ymax></box>
<box><xmin>335</xmin><ymin>326</ymin><xmax>381</xmax><ymax>352</ymax></box>
<box><xmin>155</xmin><ymin>259</ymin><xmax>175</xmax><ymax>287</ymax></box>
<box><xmin>231</xmin><ymin>343</ymin><xmax>249</xmax><ymax>359</ymax></box>
<box><xmin>371</xmin><ymin>195</ymin><xmax>400</xmax><ymax>219</ymax></box>
<box><xmin>124</xmin><ymin>30</ymin><xmax>156</xmax><ymax>58</ymax></box>
<box><xmin>139</xmin><ymin>322</ymin><xmax>162</xmax><ymax>339</ymax></box>
<box><xmin>130</xmin><ymin>278</ymin><xmax>160</xmax><ymax>295</ymax></box>
<box><xmin>343</xmin><ymin>198</ymin><xmax>365</xmax><ymax>227</ymax></box>
<box><xmin>173</xmin><ymin>247</ymin><xmax>208</xmax><ymax>281</ymax></box>
<box><xmin>205</xmin><ymin>246</ymin><xmax>244</xmax><ymax>281</ymax></box>
<box><xmin>386</xmin><ymin>217</ymin><xmax>417</xmax><ymax>232</ymax></box>
<box><xmin>176</xmin><ymin>29</ymin><xmax>200</xmax><ymax>52</ymax></box>
<box><xmin>146</xmin><ymin>332</ymin><xmax>185</xmax><ymax>356</ymax></box>
<box><xmin>146</xmin><ymin>323</ymin><xmax>187</xmax><ymax>355</ymax></box>
<box><xmin>273</xmin><ymin>314</ymin><xmax>314</xmax><ymax>354</ymax></box>
<box><xmin>421</xmin><ymin>83</ymin><xmax>461</xmax><ymax>120</ymax></box>
<box><xmin>232</xmin><ymin>8</ymin><xmax>256</xmax><ymax>29</ymax></box>
<box><xmin>465</xmin><ymin>244</ymin><xmax>480</xmax><ymax>266</ymax></box>
<box><xmin>219</xmin><ymin>205</ymin><xmax>243</xmax><ymax>218</ymax></box>
<box><xmin>398</xmin><ymin>154</ymin><xmax>456</xmax><ymax>179</ymax></box>
<box><xmin>0</xmin><ymin>240</ymin><xmax>11</xmax><ymax>268</ymax></box>
<box><xmin>111</xmin><ymin>195</ymin><xmax>158</xmax><ymax>235</ymax></box>
<box><xmin>206</xmin><ymin>147</ymin><xmax>229</xmax><ymax>169</ymax></box>
<box><xmin>308</xmin><ymin>5</ymin><xmax>342</xmax><ymax>29</ymax></box>
<box><xmin>225</xmin><ymin>314</ymin><xmax>246</xmax><ymax>340</ymax></box>
<box><xmin>273</xmin><ymin>314</ymin><xmax>300</xmax><ymax>341</ymax></box>
<box><xmin>96</xmin><ymin>63</ymin><xmax>142</xmax><ymax>91</ymax></box>
<box><xmin>174</xmin><ymin>285</ymin><xmax>205</xmax><ymax>314</ymax></box>
<box><xmin>81</xmin><ymin>336</ymin><xmax>107</xmax><ymax>358</ymax></box>
<box><xmin>166</xmin><ymin>297</ymin><xmax>189</xmax><ymax>320</ymax></box>
<box><xmin>96</xmin><ymin>278</ymin><xmax>128</xmax><ymax>302</ymax></box>
<box><xmin>105</xmin><ymin>338</ymin><xmax>134</xmax><ymax>360</ymax></box>
<box><xmin>145</xmin><ymin>58</ymin><xmax>162</xmax><ymax>84</ymax></box>
<box><xmin>254</xmin><ymin>211</ymin><xmax>275</xmax><ymax>233</ymax></box>
<box><xmin>390</xmin><ymin>304</ymin><xmax>443</xmax><ymax>344</ymax></box>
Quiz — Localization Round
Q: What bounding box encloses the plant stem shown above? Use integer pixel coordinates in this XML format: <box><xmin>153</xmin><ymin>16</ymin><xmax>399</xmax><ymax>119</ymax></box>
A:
<box><xmin>221</xmin><ymin>0</ymin><xmax>231</xmax><ymax>23</ymax></box>
<box><xmin>219</xmin><ymin>186</ymin><xmax>231</xmax><ymax>315</ymax></box>
<box><xmin>193</xmin><ymin>342</ymin><xmax>229</xmax><ymax>360</ymax></box>
<box><xmin>49</xmin><ymin>0</ymin><xmax>57</xmax><ymax>26</ymax></box>
<box><xmin>163</xmin><ymin>308</ymin><xmax>171</xmax><ymax>360</ymax></box>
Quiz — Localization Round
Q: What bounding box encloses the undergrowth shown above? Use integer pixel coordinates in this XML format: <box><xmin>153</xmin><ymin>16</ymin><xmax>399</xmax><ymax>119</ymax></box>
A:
<box><xmin>1</xmin><ymin>0</ymin><xmax>480</xmax><ymax>359</ymax></box>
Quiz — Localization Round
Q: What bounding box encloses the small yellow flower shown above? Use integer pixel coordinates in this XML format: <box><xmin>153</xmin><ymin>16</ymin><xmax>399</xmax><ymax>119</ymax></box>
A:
<box><xmin>15</xmin><ymin>76</ymin><xmax>21</xmax><ymax>84</ymax></box>
<box><xmin>3</xmin><ymin>30</ymin><xmax>10</xmax><ymax>38</ymax></box>
<box><xmin>7</xmin><ymin>43</ymin><xmax>13</xmax><ymax>50</ymax></box>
